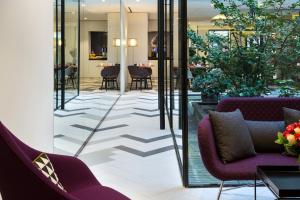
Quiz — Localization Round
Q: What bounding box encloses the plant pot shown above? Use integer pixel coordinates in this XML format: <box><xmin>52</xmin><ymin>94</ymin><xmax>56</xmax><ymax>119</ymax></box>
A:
<box><xmin>201</xmin><ymin>94</ymin><xmax>219</xmax><ymax>103</ymax></box>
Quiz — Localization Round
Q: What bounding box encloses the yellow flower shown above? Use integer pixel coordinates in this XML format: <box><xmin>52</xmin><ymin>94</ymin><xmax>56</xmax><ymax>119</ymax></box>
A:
<box><xmin>287</xmin><ymin>134</ymin><xmax>297</xmax><ymax>145</ymax></box>
<box><xmin>294</xmin><ymin>127</ymin><xmax>300</xmax><ymax>134</ymax></box>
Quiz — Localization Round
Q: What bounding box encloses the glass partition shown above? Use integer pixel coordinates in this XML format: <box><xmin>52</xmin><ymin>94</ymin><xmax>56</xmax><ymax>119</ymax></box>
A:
<box><xmin>165</xmin><ymin>0</ymin><xmax>183</xmax><ymax>173</ymax></box>
<box><xmin>64</xmin><ymin>0</ymin><xmax>80</xmax><ymax>102</ymax></box>
<box><xmin>172</xmin><ymin>0</ymin><xmax>300</xmax><ymax>187</ymax></box>
<box><xmin>53</xmin><ymin>0</ymin><xmax>80</xmax><ymax>110</ymax></box>
<box><xmin>54</xmin><ymin>0</ymin><xmax>62</xmax><ymax>109</ymax></box>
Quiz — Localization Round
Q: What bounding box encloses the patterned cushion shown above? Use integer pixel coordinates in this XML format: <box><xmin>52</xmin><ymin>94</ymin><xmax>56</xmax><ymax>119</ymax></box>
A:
<box><xmin>32</xmin><ymin>153</ymin><xmax>66</xmax><ymax>191</ymax></box>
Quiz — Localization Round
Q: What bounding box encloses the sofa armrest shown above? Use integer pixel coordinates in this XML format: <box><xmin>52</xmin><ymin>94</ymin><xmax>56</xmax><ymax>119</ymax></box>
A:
<box><xmin>48</xmin><ymin>154</ymin><xmax>100</xmax><ymax>192</ymax></box>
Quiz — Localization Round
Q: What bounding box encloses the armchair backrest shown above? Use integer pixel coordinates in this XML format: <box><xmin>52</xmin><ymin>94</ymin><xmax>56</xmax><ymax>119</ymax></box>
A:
<box><xmin>128</xmin><ymin>65</ymin><xmax>149</xmax><ymax>78</ymax></box>
<box><xmin>101</xmin><ymin>65</ymin><xmax>120</xmax><ymax>78</ymax></box>
<box><xmin>217</xmin><ymin>97</ymin><xmax>300</xmax><ymax>121</ymax></box>
<box><xmin>0</xmin><ymin>122</ymin><xmax>75</xmax><ymax>200</ymax></box>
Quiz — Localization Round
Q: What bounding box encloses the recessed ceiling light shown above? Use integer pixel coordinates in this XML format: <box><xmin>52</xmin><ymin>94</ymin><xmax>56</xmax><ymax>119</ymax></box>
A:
<box><xmin>136</xmin><ymin>0</ymin><xmax>140</xmax><ymax>2</ymax></box>
<box><xmin>84</xmin><ymin>17</ymin><xmax>88</xmax><ymax>20</ymax></box>
<box><xmin>102</xmin><ymin>0</ymin><xmax>106</xmax><ymax>2</ymax></box>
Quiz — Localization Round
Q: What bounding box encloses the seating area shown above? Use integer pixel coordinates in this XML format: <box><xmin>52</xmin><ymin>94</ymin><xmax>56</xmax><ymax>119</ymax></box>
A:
<box><xmin>2</xmin><ymin>0</ymin><xmax>300</xmax><ymax>199</ymax></box>
<box><xmin>198</xmin><ymin>98</ymin><xmax>300</xmax><ymax>199</ymax></box>
<box><xmin>0</xmin><ymin>122</ymin><xmax>129</xmax><ymax>200</ymax></box>
<box><xmin>99</xmin><ymin>65</ymin><xmax>153</xmax><ymax>91</ymax></box>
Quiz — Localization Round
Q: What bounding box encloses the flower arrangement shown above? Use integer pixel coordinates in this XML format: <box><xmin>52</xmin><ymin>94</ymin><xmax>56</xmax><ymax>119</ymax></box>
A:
<box><xmin>275</xmin><ymin>122</ymin><xmax>300</xmax><ymax>162</ymax></box>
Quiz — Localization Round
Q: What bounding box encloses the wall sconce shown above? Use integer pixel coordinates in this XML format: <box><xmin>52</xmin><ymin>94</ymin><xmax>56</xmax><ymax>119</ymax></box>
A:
<box><xmin>58</xmin><ymin>40</ymin><xmax>62</xmax><ymax>46</ymax></box>
<box><xmin>128</xmin><ymin>38</ymin><xmax>138</xmax><ymax>64</ymax></box>
<box><xmin>128</xmin><ymin>38</ymin><xmax>138</xmax><ymax>47</ymax></box>
<box><xmin>113</xmin><ymin>38</ymin><xmax>121</xmax><ymax>47</ymax></box>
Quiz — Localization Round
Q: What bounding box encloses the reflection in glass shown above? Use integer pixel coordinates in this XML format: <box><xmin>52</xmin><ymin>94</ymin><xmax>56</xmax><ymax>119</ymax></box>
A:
<box><xmin>186</xmin><ymin>0</ymin><xmax>300</xmax><ymax>186</ymax></box>
<box><xmin>54</xmin><ymin>0</ymin><xmax>62</xmax><ymax>109</ymax></box>
<box><xmin>64</xmin><ymin>0</ymin><xmax>80</xmax><ymax>102</ymax></box>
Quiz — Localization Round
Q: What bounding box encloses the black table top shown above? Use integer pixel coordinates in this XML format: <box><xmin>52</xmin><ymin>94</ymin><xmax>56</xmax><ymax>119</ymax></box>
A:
<box><xmin>257</xmin><ymin>166</ymin><xmax>300</xmax><ymax>198</ymax></box>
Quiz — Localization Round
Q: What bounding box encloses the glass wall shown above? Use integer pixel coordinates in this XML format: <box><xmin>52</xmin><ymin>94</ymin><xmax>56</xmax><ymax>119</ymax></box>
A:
<box><xmin>164</xmin><ymin>0</ymin><xmax>184</xmax><ymax>177</ymax></box>
<box><xmin>168</xmin><ymin>0</ymin><xmax>300</xmax><ymax>187</ymax></box>
<box><xmin>64</xmin><ymin>0</ymin><xmax>80</xmax><ymax>102</ymax></box>
<box><xmin>54</xmin><ymin>0</ymin><xmax>62</xmax><ymax>109</ymax></box>
<box><xmin>54</xmin><ymin>0</ymin><xmax>80</xmax><ymax>110</ymax></box>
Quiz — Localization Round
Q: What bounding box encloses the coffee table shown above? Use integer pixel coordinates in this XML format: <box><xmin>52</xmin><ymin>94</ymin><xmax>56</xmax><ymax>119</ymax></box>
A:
<box><xmin>256</xmin><ymin>166</ymin><xmax>300</xmax><ymax>199</ymax></box>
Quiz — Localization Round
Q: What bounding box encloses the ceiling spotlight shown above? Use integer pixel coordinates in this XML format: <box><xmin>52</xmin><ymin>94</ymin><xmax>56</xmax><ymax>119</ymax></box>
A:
<box><xmin>102</xmin><ymin>0</ymin><xmax>106</xmax><ymax>2</ymax></box>
<box><xmin>136</xmin><ymin>0</ymin><xmax>140</xmax><ymax>2</ymax></box>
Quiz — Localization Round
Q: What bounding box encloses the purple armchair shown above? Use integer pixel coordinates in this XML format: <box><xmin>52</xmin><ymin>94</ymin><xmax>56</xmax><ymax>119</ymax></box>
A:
<box><xmin>198</xmin><ymin>98</ymin><xmax>300</xmax><ymax>199</ymax></box>
<box><xmin>0</xmin><ymin>122</ymin><xmax>130</xmax><ymax>200</ymax></box>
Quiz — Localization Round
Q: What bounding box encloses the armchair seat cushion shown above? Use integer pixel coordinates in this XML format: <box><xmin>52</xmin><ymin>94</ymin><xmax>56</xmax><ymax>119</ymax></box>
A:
<box><xmin>218</xmin><ymin>153</ymin><xmax>297</xmax><ymax>180</ymax></box>
<box><xmin>71</xmin><ymin>185</ymin><xmax>129</xmax><ymax>200</ymax></box>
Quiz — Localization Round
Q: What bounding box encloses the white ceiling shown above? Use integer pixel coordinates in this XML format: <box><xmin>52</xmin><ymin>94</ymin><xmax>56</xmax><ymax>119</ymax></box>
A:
<box><xmin>65</xmin><ymin>0</ymin><xmax>300</xmax><ymax>22</ymax></box>
<box><xmin>78</xmin><ymin>0</ymin><xmax>219</xmax><ymax>21</ymax></box>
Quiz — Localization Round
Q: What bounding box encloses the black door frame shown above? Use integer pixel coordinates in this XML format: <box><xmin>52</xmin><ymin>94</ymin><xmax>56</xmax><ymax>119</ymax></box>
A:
<box><xmin>178</xmin><ymin>0</ymin><xmax>189</xmax><ymax>187</ymax></box>
<box><xmin>158</xmin><ymin>0</ymin><xmax>165</xmax><ymax>130</ymax></box>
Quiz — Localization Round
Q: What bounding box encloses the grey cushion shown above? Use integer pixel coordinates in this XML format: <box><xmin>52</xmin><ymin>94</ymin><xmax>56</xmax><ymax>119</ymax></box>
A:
<box><xmin>209</xmin><ymin>109</ymin><xmax>256</xmax><ymax>163</ymax></box>
<box><xmin>284</xmin><ymin>107</ymin><xmax>300</xmax><ymax>126</ymax></box>
<box><xmin>245</xmin><ymin>121</ymin><xmax>284</xmax><ymax>153</ymax></box>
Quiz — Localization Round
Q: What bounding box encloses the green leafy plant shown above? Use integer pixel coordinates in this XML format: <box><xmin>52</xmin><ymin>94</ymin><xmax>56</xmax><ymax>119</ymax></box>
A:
<box><xmin>188</xmin><ymin>0</ymin><xmax>300</xmax><ymax>97</ymax></box>
<box><xmin>192</xmin><ymin>68</ymin><xmax>227</xmax><ymax>97</ymax></box>
<box><xmin>276</xmin><ymin>79</ymin><xmax>298</xmax><ymax>97</ymax></box>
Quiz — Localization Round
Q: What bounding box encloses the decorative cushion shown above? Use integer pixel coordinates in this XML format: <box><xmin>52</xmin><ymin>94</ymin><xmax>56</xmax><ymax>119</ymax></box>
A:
<box><xmin>33</xmin><ymin>153</ymin><xmax>66</xmax><ymax>191</ymax></box>
<box><xmin>245</xmin><ymin>121</ymin><xmax>285</xmax><ymax>153</ymax></box>
<box><xmin>209</xmin><ymin>109</ymin><xmax>256</xmax><ymax>163</ymax></box>
<box><xmin>284</xmin><ymin>107</ymin><xmax>300</xmax><ymax>126</ymax></box>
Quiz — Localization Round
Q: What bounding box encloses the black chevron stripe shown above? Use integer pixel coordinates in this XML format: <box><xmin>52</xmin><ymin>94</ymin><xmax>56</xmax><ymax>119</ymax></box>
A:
<box><xmin>131</xmin><ymin>113</ymin><xmax>160</xmax><ymax>117</ymax></box>
<box><xmin>114</xmin><ymin>145</ymin><xmax>176</xmax><ymax>157</ymax></box>
<box><xmin>55</xmin><ymin>113</ymin><xmax>86</xmax><ymax>117</ymax></box>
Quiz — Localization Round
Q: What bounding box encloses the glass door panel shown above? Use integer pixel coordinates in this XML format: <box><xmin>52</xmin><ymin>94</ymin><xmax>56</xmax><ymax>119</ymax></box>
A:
<box><xmin>54</xmin><ymin>0</ymin><xmax>62</xmax><ymax>109</ymax></box>
<box><xmin>64</xmin><ymin>0</ymin><xmax>80</xmax><ymax>102</ymax></box>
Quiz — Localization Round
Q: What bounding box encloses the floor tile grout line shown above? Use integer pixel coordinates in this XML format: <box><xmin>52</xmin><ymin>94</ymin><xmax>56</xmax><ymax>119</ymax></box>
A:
<box><xmin>74</xmin><ymin>95</ymin><xmax>121</xmax><ymax>157</ymax></box>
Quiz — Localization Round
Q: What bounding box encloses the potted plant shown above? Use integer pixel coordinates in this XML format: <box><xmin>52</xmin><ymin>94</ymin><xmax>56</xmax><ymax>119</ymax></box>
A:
<box><xmin>276</xmin><ymin>79</ymin><xmax>298</xmax><ymax>97</ymax></box>
<box><xmin>188</xmin><ymin>0</ymin><xmax>300</xmax><ymax>98</ymax></box>
<box><xmin>192</xmin><ymin>68</ymin><xmax>227</xmax><ymax>102</ymax></box>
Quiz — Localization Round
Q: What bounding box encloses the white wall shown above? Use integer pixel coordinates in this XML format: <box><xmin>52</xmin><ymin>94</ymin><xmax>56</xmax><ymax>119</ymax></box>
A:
<box><xmin>80</xmin><ymin>20</ymin><xmax>108</xmax><ymax>78</ymax></box>
<box><xmin>107</xmin><ymin>13</ymin><xmax>121</xmax><ymax>64</ymax></box>
<box><xmin>65</xmin><ymin>22</ymin><xmax>78</xmax><ymax>64</ymax></box>
<box><xmin>128</xmin><ymin>13</ymin><xmax>148</xmax><ymax>65</ymax></box>
<box><xmin>0</xmin><ymin>0</ymin><xmax>53</xmax><ymax>153</ymax></box>
<box><xmin>120</xmin><ymin>1</ymin><xmax>128</xmax><ymax>94</ymax></box>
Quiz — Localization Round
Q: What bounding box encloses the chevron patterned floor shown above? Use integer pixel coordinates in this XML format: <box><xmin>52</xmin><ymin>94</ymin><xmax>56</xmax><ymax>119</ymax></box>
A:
<box><xmin>53</xmin><ymin>80</ymin><xmax>275</xmax><ymax>199</ymax></box>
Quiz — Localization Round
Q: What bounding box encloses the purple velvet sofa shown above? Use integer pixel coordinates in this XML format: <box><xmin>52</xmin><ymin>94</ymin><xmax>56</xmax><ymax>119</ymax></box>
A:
<box><xmin>0</xmin><ymin>122</ymin><xmax>130</xmax><ymax>200</ymax></box>
<box><xmin>198</xmin><ymin>98</ymin><xmax>300</xmax><ymax>199</ymax></box>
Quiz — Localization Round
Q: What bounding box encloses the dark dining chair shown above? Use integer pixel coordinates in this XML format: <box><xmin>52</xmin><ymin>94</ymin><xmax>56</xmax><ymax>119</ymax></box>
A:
<box><xmin>144</xmin><ymin>67</ymin><xmax>153</xmax><ymax>89</ymax></box>
<box><xmin>100</xmin><ymin>65</ymin><xmax>120</xmax><ymax>91</ymax></box>
<box><xmin>65</xmin><ymin>66</ymin><xmax>77</xmax><ymax>89</ymax></box>
<box><xmin>0</xmin><ymin>122</ymin><xmax>129</xmax><ymax>200</ymax></box>
<box><xmin>128</xmin><ymin>66</ymin><xmax>152</xmax><ymax>90</ymax></box>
